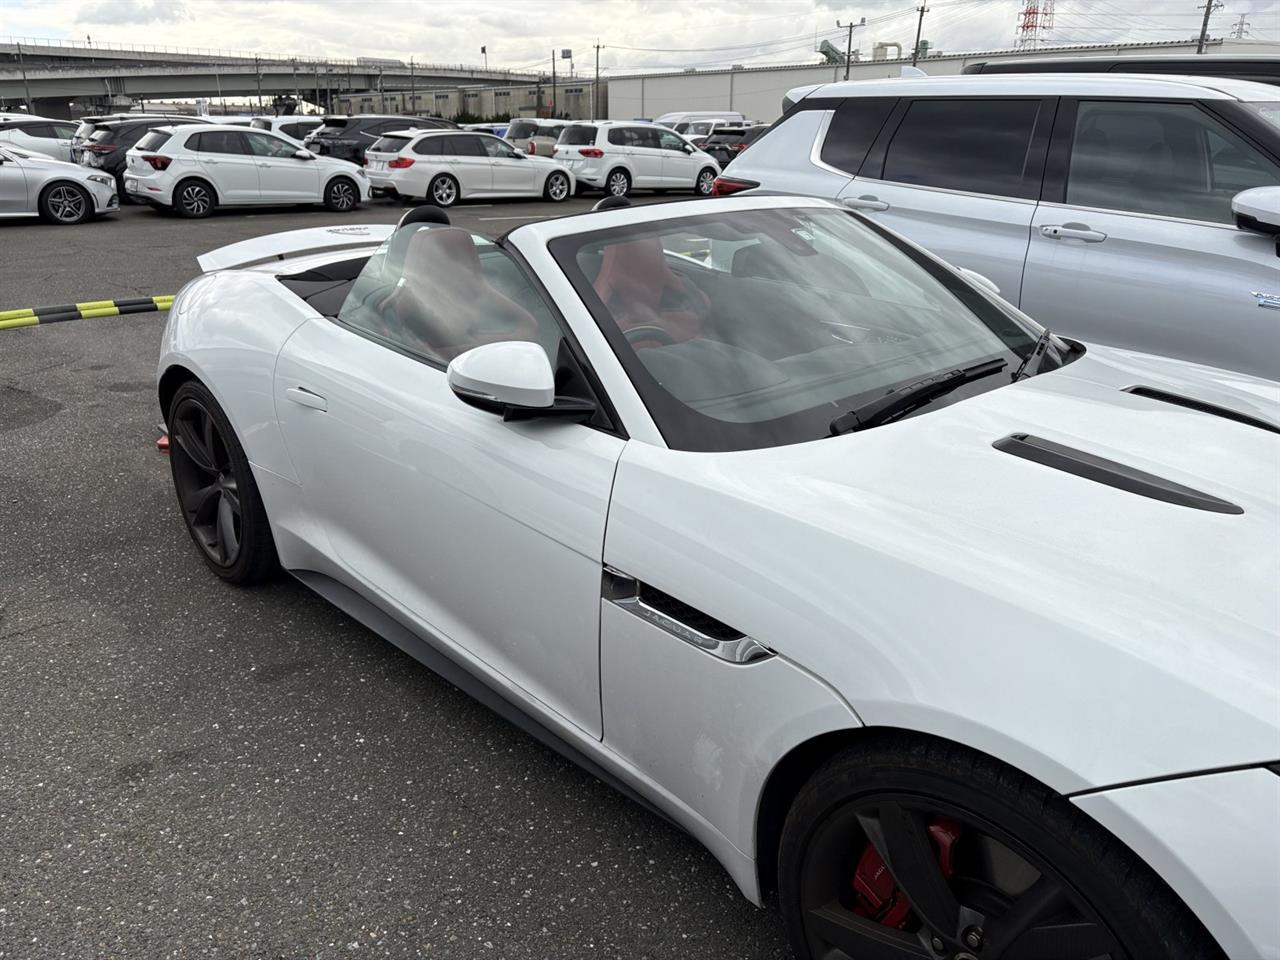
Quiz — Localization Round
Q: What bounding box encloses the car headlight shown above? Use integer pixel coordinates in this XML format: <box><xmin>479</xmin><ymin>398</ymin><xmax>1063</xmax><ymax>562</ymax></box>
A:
<box><xmin>87</xmin><ymin>174</ymin><xmax>113</xmax><ymax>186</ymax></box>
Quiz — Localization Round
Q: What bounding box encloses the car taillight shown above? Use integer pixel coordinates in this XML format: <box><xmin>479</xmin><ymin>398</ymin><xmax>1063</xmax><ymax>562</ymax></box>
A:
<box><xmin>578</xmin><ymin>147</ymin><xmax>604</xmax><ymax>158</ymax></box>
<box><xmin>388</xmin><ymin>157</ymin><xmax>414</xmax><ymax>168</ymax></box>
<box><xmin>527</xmin><ymin>140</ymin><xmax>537</xmax><ymax>155</ymax></box>
<box><xmin>142</xmin><ymin>155</ymin><xmax>171</xmax><ymax>171</ymax></box>
<box><xmin>85</xmin><ymin>143</ymin><xmax>116</xmax><ymax>154</ymax></box>
<box><xmin>732</xmin><ymin>142</ymin><xmax>749</xmax><ymax>151</ymax></box>
<box><xmin>711</xmin><ymin>176</ymin><xmax>759</xmax><ymax>197</ymax></box>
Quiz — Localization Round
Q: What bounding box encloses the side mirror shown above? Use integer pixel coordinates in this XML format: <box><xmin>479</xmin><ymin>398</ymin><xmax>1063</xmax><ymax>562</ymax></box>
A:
<box><xmin>448</xmin><ymin>341</ymin><xmax>596</xmax><ymax>422</ymax></box>
<box><xmin>956</xmin><ymin>267</ymin><xmax>1001</xmax><ymax>297</ymax></box>
<box><xmin>294</xmin><ymin>149</ymin><xmax>314</xmax><ymax>160</ymax></box>
<box><xmin>1233</xmin><ymin>186</ymin><xmax>1280</xmax><ymax>236</ymax></box>
<box><xmin>511</xmin><ymin>148</ymin><xmax>526</xmax><ymax>158</ymax></box>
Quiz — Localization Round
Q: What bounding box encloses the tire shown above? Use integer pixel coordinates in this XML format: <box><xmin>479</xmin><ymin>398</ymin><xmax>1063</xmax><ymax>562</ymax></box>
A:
<box><xmin>173</xmin><ymin>178</ymin><xmax>215</xmax><ymax>218</ymax></box>
<box><xmin>37</xmin><ymin>182</ymin><xmax>92</xmax><ymax>225</ymax></box>
<box><xmin>543</xmin><ymin>170</ymin><xmax>571</xmax><ymax>202</ymax></box>
<box><xmin>167</xmin><ymin>380</ymin><xmax>278</xmax><ymax>585</ymax></box>
<box><xmin>324</xmin><ymin>176</ymin><xmax>358</xmax><ymax>212</ymax></box>
<box><xmin>695</xmin><ymin>166</ymin><xmax>717</xmax><ymax>197</ymax></box>
<box><xmin>778</xmin><ymin>737</ymin><xmax>1224</xmax><ymax>960</ymax></box>
<box><xmin>605</xmin><ymin>167</ymin><xmax>631</xmax><ymax>198</ymax></box>
<box><xmin>427</xmin><ymin>173</ymin><xmax>459</xmax><ymax>208</ymax></box>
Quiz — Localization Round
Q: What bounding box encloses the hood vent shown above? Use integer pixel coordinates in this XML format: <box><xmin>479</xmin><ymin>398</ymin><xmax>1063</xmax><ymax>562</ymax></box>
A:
<box><xmin>1124</xmin><ymin>386</ymin><xmax>1280</xmax><ymax>435</ymax></box>
<box><xmin>993</xmin><ymin>433</ymin><xmax>1244</xmax><ymax>515</ymax></box>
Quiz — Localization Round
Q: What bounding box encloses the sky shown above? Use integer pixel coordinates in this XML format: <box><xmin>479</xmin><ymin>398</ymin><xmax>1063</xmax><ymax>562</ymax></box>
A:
<box><xmin>3</xmin><ymin>0</ymin><xmax>1278</xmax><ymax>76</ymax></box>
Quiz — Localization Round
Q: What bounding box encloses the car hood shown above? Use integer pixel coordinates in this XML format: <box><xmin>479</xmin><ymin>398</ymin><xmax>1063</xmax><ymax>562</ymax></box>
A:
<box><xmin>605</xmin><ymin>344</ymin><xmax>1280</xmax><ymax>791</ymax></box>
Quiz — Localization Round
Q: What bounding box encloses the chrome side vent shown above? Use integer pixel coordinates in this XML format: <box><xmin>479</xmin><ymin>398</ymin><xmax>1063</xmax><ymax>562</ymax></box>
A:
<box><xmin>1124</xmin><ymin>386</ymin><xmax>1280</xmax><ymax>435</ymax></box>
<box><xmin>602</xmin><ymin>567</ymin><xmax>772</xmax><ymax>664</ymax></box>
<box><xmin>992</xmin><ymin>433</ymin><xmax>1244</xmax><ymax>515</ymax></box>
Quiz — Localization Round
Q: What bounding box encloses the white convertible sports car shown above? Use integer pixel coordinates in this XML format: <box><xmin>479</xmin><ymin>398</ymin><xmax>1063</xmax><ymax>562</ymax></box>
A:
<box><xmin>158</xmin><ymin>196</ymin><xmax>1279</xmax><ymax>960</ymax></box>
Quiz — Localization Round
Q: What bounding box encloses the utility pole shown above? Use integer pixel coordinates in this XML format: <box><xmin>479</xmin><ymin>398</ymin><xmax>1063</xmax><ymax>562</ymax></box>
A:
<box><xmin>836</xmin><ymin>19</ymin><xmax>856</xmax><ymax>81</ymax></box>
<box><xmin>912</xmin><ymin>4</ymin><xmax>929</xmax><ymax>66</ymax></box>
<box><xmin>291</xmin><ymin>58</ymin><xmax>299</xmax><ymax>112</ymax></box>
<box><xmin>1229</xmin><ymin>12</ymin><xmax>1250</xmax><ymax>38</ymax></box>
<box><xmin>409</xmin><ymin>58</ymin><xmax>416</xmax><ymax>113</ymax></box>
<box><xmin>377</xmin><ymin>65</ymin><xmax>384</xmax><ymax>112</ymax></box>
<box><xmin>16</xmin><ymin>42</ymin><xmax>33</xmax><ymax>114</ymax></box>
<box><xmin>314</xmin><ymin>64</ymin><xmax>319</xmax><ymax>114</ymax></box>
<box><xmin>593</xmin><ymin>41</ymin><xmax>600</xmax><ymax>119</ymax></box>
<box><xmin>550</xmin><ymin>49</ymin><xmax>556</xmax><ymax>118</ymax></box>
<box><xmin>1197</xmin><ymin>0</ymin><xmax>1222</xmax><ymax>54</ymax></box>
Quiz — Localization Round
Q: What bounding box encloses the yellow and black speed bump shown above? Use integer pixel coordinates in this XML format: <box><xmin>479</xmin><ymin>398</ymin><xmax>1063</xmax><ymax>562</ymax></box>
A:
<box><xmin>0</xmin><ymin>295</ymin><xmax>174</xmax><ymax>330</ymax></box>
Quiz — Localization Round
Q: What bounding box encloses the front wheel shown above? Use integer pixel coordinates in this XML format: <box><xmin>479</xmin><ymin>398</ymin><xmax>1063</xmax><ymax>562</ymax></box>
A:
<box><xmin>778</xmin><ymin>739</ymin><xmax>1223</xmax><ymax>960</ymax></box>
<box><xmin>428</xmin><ymin>173</ymin><xmax>459</xmax><ymax>208</ymax></box>
<box><xmin>543</xmin><ymin>170</ymin><xmax>571</xmax><ymax>202</ymax></box>
<box><xmin>695</xmin><ymin>167</ymin><xmax>716</xmax><ymax>196</ymax></box>
<box><xmin>38</xmin><ymin>182</ymin><xmax>92</xmax><ymax>224</ymax></box>
<box><xmin>324</xmin><ymin>176</ymin><xmax>358</xmax><ymax>212</ymax></box>
<box><xmin>168</xmin><ymin>380</ymin><xmax>278</xmax><ymax>584</ymax></box>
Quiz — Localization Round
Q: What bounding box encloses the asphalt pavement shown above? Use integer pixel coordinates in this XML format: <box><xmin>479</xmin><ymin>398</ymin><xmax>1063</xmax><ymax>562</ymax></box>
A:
<box><xmin>0</xmin><ymin>196</ymin><xmax>789</xmax><ymax>958</ymax></box>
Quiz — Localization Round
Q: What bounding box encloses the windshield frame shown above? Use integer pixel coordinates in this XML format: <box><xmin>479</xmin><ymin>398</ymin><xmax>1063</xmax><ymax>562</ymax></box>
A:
<box><xmin>549</xmin><ymin>206</ymin><xmax>1055</xmax><ymax>452</ymax></box>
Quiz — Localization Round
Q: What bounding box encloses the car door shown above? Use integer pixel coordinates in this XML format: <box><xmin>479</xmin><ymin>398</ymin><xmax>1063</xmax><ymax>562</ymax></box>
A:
<box><xmin>657</xmin><ymin>128</ymin><xmax>698</xmax><ymax>187</ymax></box>
<box><xmin>629</xmin><ymin>127</ymin><xmax>666</xmax><ymax>188</ymax></box>
<box><xmin>190</xmin><ymin>130</ymin><xmax>259</xmax><ymax>201</ymax></box>
<box><xmin>0</xmin><ymin>149</ymin><xmax>28</xmax><ymax>212</ymax></box>
<box><xmin>48</xmin><ymin>122</ymin><xmax>77</xmax><ymax>162</ymax></box>
<box><xmin>244</xmin><ymin>129</ymin><xmax>318</xmax><ymax>201</ymax></box>
<box><xmin>272</xmin><ymin>227</ymin><xmax>623</xmax><ymax>737</ymax></box>
<box><xmin>1020</xmin><ymin>98</ymin><xmax>1280</xmax><ymax>380</ymax></box>
<box><xmin>443</xmin><ymin>134</ymin><xmax>493</xmax><ymax>196</ymax></box>
<box><xmin>836</xmin><ymin>97</ymin><xmax>1054</xmax><ymax>304</ymax></box>
<box><xmin>482</xmin><ymin>134</ymin><xmax>537</xmax><ymax>194</ymax></box>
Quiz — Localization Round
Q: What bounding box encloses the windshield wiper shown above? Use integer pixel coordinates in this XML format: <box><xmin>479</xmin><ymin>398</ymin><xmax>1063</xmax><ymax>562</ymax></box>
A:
<box><xmin>828</xmin><ymin>358</ymin><xmax>1008</xmax><ymax>436</ymax></box>
<box><xmin>1012</xmin><ymin>329</ymin><xmax>1053</xmax><ymax>381</ymax></box>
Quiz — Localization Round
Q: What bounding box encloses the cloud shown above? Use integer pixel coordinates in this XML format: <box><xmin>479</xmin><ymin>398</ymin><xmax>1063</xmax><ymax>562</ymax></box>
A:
<box><xmin>77</xmin><ymin>0</ymin><xmax>192</xmax><ymax>25</ymax></box>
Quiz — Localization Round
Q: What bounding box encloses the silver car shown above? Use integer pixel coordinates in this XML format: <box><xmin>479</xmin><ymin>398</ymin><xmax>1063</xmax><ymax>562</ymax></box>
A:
<box><xmin>724</xmin><ymin>73</ymin><xmax>1280</xmax><ymax>381</ymax></box>
<box><xmin>0</xmin><ymin>144</ymin><xmax>119</xmax><ymax>224</ymax></box>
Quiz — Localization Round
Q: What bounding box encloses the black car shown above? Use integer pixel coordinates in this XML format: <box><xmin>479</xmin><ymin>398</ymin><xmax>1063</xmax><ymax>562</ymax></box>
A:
<box><xmin>304</xmin><ymin>114</ymin><xmax>456</xmax><ymax>164</ymax></box>
<box><xmin>76</xmin><ymin>115</ymin><xmax>212</xmax><ymax>197</ymax></box>
<box><xmin>700</xmin><ymin>125</ymin><xmax>770</xmax><ymax>169</ymax></box>
<box><xmin>962</xmin><ymin>54</ymin><xmax>1280</xmax><ymax>88</ymax></box>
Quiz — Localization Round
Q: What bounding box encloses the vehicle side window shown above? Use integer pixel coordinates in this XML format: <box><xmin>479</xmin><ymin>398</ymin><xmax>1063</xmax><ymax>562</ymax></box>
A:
<box><xmin>821</xmin><ymin>97</ymin><xmax>898</xmax><ymax>174</ymax></box>
<box><xmin>279</xmin><ymin>123</ymin><xmax>299</xmax><ymax>139</ymax></box>
<box><xmin>188</xmin><ymin>131</ymin><xmax>247</xmax><ymax>154</ymax></box>
<box><xmin>881</xmin><ymin>99</ymin><xmax>1042</xmax><ymax>198</ymax></box>
<box><xmin>52</xmin><ymin>123</ymin><xmax>77</xmax><ymax>138</ymax></box>
<box><xmin>413</xmin><ymin>136</ymin><xmax>444</xmax><ymax>156</ymax></box>
<box><xmin>658</xmin><ymin>130</ymin><xmax>686</xmax><ymax>151</ymax></box>
<box><xmin>24</xmin><ymin>123</ymin><xmax>54</xmax><ymax>138</ymax></box>
<box><xmin>547</xmin><ymin>125</ymin><xmax>565</xmax><ymax>139</ymax></box>
<box><xmin>244</xmin><ymin>131</ymin><xmax>298</xmax><ymax>158</ymax></box>
<box><xmin>1065</xmin><ymin>100</ymin><xmax>1280</xmax><ymax>224</ymax></box>
<box><xmin>337</xmin><ymin>226</ymin><xmax>563</xmax><ymax>366</ymax></box>
<box><xmin>450</xmin><ymin>135</ymin><xmax>487</xmax><ymax>157</ymax></box>
<box><xmin>637</xmin><ymin>128</ymin><xmax>663</xmax><ymax>149</ymax></box>
<box><xmin>481</xmin><ymin>136</ymin><xmax>517</xmax><ymax>159</ymax></box>
<box><xmin>607</xmin><ymin>127</ymin><xmax>631</xmax><ymax>146</ymax></box>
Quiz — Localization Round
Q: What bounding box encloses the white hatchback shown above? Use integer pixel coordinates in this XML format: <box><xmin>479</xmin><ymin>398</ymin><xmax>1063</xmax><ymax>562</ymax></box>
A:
<box><xmin>363</xmin><ymin>129</ymin><xmax>574</xmax><ymax>207</ymax></box>
<box><xmin>124</xmin><ymin>123</ymin><xmax>369</xmax><ymax>218</ymax></box>
<box><xmin>552</xmin><ymin>121</ymin><xmax>720</xmax><ymax>197</ymax></box>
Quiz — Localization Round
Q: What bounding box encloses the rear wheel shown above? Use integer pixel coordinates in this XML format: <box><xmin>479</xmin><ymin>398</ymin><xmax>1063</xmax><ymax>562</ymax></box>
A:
<box><xmin>605</xmin><ymin>168</ymin><xmax>631</xmax><ymax>198</ymax></box>
<box><xmin>695</xmin><ymin>166</ymin><xmax>716</xmax><ymax>196</ymax></box>
<box><xmin>173</xmin><ymin>179</ymin><xmax>215</xmax><ymax>218</ymax></box>
<box><xmin>167</xmin><ymin>380</ymin><xmax>277</xmax><ymax>584</ymax></box>
<box><xmin>38</xmin><ymin>182</ymin><xmax>92</xmax><ymax>224</ymax></box>
<box><xmin>544</xmin><ymin>170</ymin><xmax>571</xmax><ymax>202</ymax></box>
<box><xmin>324</xmin><ymin>176</ymin><xmax>358</xmax><ymax>212</ymax></box>
<box><xmin>428</xmin><ymin>173</ymin><xmax>459</xmax><ymax>207</ymax></box>
<box><xmin>779</xmin><ymin>739</ymin><xmax>1223</xmax><ymax>960</ymax></box>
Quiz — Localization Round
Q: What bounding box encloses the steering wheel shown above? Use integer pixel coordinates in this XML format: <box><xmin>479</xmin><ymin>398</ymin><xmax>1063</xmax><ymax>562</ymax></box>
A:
<box><xmin>624</xmin><ymin>324</ymin><xmax>678</xmax><ymax>347</ymax></box>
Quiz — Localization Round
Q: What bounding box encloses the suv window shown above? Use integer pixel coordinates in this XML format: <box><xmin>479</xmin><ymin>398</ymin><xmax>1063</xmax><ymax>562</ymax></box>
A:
<box><xmin>136</xmin><ymin>130</ymin><xmax>171</xmax><ymax>151</ymax></box>
<box><xmin>413</xmin><ymin>136</ymin><xmax>445</xmax><ymax>156</ymax></box>
<box><xmin>370</xmin><ymin>135</ymin><xmax>410</xmax><ymax>153</ymax></box>
<box><xmin>244</xmin><ymin>131</ymin><xmax>298</xmax><ymax>158</ymax></box>
<box><xmin>1066</xmin><ymin>100</ymin><xmax>1280</xmax><ymax>223</ymax></box>
<box><xmin>23</xmin><ymin>123</ymin><xmax>54</xmax><ymax>137</ymax></box>
<box><xmin>481</xmin><ymin>136</ymin><xmax>518</xmax><ymax>159</ymax></box>
<box><xmin>880</xmin><ymin>99</ymin><xmax>1042</xmax><ymax>198</ymax></box>
<box><xmin>188</xmin><ymin>130</ymin><xmax>246</xmax><ymax>154</ymax></box>
<box><xmin>443</xmin><ymin>134</ymin><xmax>486</xmax><ymax>157</ymax></box>
<box><xmin>560</xmin><ymin>125</ymin><xmax>597</xmax><ymax>145</ymax></box>
<box><xmin>658</xmin><ymin>130</ymin><xmax>687</xmax><ymax>151</ymax></box>
<box><xmin>821</xmin><ymin>97</ymin><xmax>898</xmax><ymax>174</ymax></box>
<box><xmin>51</xmin><ymin>123</ymin><xmax>77</xmax><ymax>138</ymax></box>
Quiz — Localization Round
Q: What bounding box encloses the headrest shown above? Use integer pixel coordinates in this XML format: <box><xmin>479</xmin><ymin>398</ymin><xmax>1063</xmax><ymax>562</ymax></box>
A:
<box><xmin>398</xmin><ymin>205</ymin><xmax>451</xmax><ymax>229</ymax></box>
<box><xmin>593</xmin><ymin>195</ymin><xmax>631</xmax><ymax>212</ymax></box>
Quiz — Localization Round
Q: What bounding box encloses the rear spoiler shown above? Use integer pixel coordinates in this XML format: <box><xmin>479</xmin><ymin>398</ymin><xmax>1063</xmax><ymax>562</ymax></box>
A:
<box><xmin>197</xmin><ymin>224</ymin><xmax>395</xmax><ymax>272</ymax></box>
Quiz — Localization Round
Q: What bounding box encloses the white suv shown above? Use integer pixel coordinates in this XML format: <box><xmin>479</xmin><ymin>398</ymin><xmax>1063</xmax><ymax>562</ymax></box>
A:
<box><xmin>552</xmin><ymin>121</ymin><xmax>720</xmax><ymax>197</ymax></box>
<box><xmin>504</xmin><ymin>118</ymin><xmax>569</xmax><ymax>158</ymax></box>
<box><xmin>721</xmin><ymin>74</ymin><xmax>1280</xmax><ymax>381</ymax></box>
<box><xmin>364</xmin><ymin>129</ymin><xmax>574</xmax><ymax>207</ymax></box>
<box><xmin>124</xmin><ymin>123</ymin><xmax>369</xmax><ymax>217</ymax></box>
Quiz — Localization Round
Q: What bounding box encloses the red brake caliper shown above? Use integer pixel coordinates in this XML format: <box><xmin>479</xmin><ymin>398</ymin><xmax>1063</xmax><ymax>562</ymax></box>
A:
<box><xmin>852</xmin><ymin>817</ymin><xmax>962</xmax><ymax>929</ymax></box>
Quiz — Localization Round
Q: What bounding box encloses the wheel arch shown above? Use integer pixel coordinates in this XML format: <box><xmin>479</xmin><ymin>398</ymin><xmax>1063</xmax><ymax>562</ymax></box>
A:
<box><xmin>173</xmin><ymin>175</ymin><xmax>219</xmax><ymax>206</ymax></box>
<box><xmin>158</xmin><ymin>362</ymin><xmax>199</xmax><ymax>424</ymax></box>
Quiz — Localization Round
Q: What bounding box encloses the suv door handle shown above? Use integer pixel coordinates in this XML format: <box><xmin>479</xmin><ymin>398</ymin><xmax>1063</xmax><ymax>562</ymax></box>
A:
<box><xmin>285</xmin><ymin>386</ymin><xmax>327</xmax><ymax>411</ymax></box>
<box><xmin>843</xmin><ymin>195</ymin><xmax>890</xmax><ymax>211</ymax></box>
<box><xmin>1041</xmin><ymin>223</ymin><xmax>1107</xmax><ymax>243</ymax></box>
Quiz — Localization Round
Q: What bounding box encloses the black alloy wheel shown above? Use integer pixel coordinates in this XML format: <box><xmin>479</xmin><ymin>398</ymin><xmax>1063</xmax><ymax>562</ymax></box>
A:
<box><xmin>325</xmin><ymin>176</ymin><xmax>357</xmax><ymax>211</ymax></box>
<box><xmin>780</xmin><ymin>740</ymin><xmax>1224</xmax><ymax>960</ymax></box>
<box><xmin>174</xmin><ymin>179</ymin><xmax>214</xmax><ymax>218</ymax></box>
<box><xmin>168</xmin><ymin>381</ymin><xmax>276</xmax><ymax>583</ymax></box>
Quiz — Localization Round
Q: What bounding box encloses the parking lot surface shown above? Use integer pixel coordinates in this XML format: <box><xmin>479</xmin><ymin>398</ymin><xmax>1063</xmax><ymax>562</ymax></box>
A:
<box><xmin>0</xmin><ymin>197</ymin><xmax>789</xmax><ymax>958</ymax></box>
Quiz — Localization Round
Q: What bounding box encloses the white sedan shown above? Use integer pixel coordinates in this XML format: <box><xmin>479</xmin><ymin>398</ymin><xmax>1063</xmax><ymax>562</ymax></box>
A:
<box><xmin>158</xmin><ymin>196</ymin><xmax>1279</xmax><ymax>960</ymax></box>
<box><xmin>363</xmin><ymin>129</ymin><xmax>573</xmax><ymax>206</ymax></box>
<box><xmin>124</xmin><ymin>123</ymin><xmax>369</xmax><ymax>217</ymax></box>
<box><xmin>0</xmin><ymin>144</ymin><xmax>118</xmax><ymax>224</ymax></box>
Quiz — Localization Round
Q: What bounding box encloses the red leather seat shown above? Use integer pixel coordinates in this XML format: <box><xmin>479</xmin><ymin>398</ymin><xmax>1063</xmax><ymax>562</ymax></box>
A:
<box><xmin>592</xmin><ymin>238</ymin><xmax>708</xmax><ymax>346</ymax></box>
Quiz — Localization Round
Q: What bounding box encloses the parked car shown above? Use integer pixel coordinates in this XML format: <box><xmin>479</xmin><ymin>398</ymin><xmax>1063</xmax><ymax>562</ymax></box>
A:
<box><xmin>700</xmin><ymin>124</ymin><xmax>770</xmax><ymax>168</ymax></box>
<box><xmin>76</xmin><ymin>114</ymin><xmax>213</xmax><ymax>198</ymax></box>
<box><xmin>0</xmin><ymin>143</ymin><xmax>118</xmax><ymax>224</ymax></box>
<box><xmin>364</xmin><ymin>129</ymin><xmax>573</xmax><ymax>207</ymax></box>
<box><xmin>462</xmin><ymin>122</ymin><xmax>509</xmax><ymax>137</ymax></box>
<box><xmin>720</xmin><ymin>74</ymin><xmax>1280</xmax><ymax>380</ymax></box>
<box><xmin>676</xmin><ymin>118</ymin><xmax>748</xmax><ymax>144</ymax></box>
<box><xmin>655</xmin><ymin>109</ymin><xmax>746</xmax><ymax>131</ymax></box>
<box><xmin>504</xmin><ymin>117</ymin><xmax>568</xmax><ymax>157</ymax></box>
<box><xmin>123</xmin><ymin>123</ymin><xmax>368</xmax><ymax>217</ymax></box>
<box><xmin>0</xmin><ymin>117</ymin><xmax>79</xmax><ymax>162</ymax></box>
<box><xmin>161</xmin><ymin>194</ymin><xmax>1279</xmax><ymax>960</ymax></box>
<box><xmin>963</xmin><ymin>53</ymin><xmax>1280</xmax><ymax>88</ymax></box>
<box><xmin>249</xmin><ymin>116</ymin><xmax>324</xmax><ymax>144</ymax></box>
<box><xmin>553</xmin><ymin>121</ymin><xmax>720</xmax><ymax>196</ymax></box>
<box><xmin>70</xmin><ymin>113</ymin><xmax>198</xmax><ymax>162</ymax></box>
<box><xmin>303</xmin><ymin>114</ymin><xmax>455</xmax><ymax>165</ymax></box>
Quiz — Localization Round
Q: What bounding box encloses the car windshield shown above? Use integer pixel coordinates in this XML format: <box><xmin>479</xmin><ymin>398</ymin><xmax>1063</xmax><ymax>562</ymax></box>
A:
<box><xmin>673</xmin><ymin>122</ymin><xmax>691</xmax><ymax>133</ymax></box>
<box><xmin>559</xmin><ymin>125</ymin><xmax>597</xmax><ymax>145</ymax></box>
<box><xmin>1243</xmin><ymin>101</ymin><xmax>1280</xmax><ymax>132</ymax></box>
<box><xmin>506</xmin><ymin>120</ymin><xmax>540</xmax><ymax>140</ymax></box>
<box><xmin>249</xmin><ymin>118</ymin><xmax>272</xmax><ymax>130</ymax></box>
<box><xmin>686</xmin><ymin>122</ymin><xmax>714</xmax><ymax>135</ymax></box>
<box><xmin>550</xmin><ymin>206</ymin><xmax>1046</xmax><ymax>452</ymax></box>
<box><xmin>313</xmin><ymin>119</ymin><xmax>350</xmax><ymax>136</ymax></box>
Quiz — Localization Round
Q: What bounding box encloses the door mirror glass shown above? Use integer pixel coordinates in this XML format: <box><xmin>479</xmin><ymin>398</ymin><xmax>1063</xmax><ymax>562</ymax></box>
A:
<box><xmin>448</xmin><ymin>341</ymin><xmax>555</xmax><ymax>414</ymax></box>
<box><xmin>1233</xmin><ymin>186</ymin><xmax>1280</xmax><ymax>235</ymax></box>
<box><xmin>511</xmin><ymin>148</ymin><xmax>525</xmax><ymax>158</ymax></box>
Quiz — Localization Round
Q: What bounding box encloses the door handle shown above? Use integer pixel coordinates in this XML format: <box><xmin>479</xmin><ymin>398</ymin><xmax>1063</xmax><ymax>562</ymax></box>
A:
<box><xmin>1253</xmin><ymin>291</ymin><xmax>1280</xmax><ymax>309</ymax></box>
<box><xmin>204</xmin><ymin>158</ymin><xmax>220</xmax><ymax>164</ymax></box>
<box><xmin>285</xmin><ymin>386</ymin><xmax>328</xmax><ymax>411</ymax></box>
<box><xmin>1041</xmin><ymin>222</ymin><xmax>1107</xmax><ymax>243</ymax></box>
<box><xmin>258</xmin><ymin>162</ymin><xmax>272</xmax><ymax>168</ymax></box>
<box><xmin>843</xmin><ymin>195</ymin><xmax>890</xmax><ymax>212</ymax></box>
